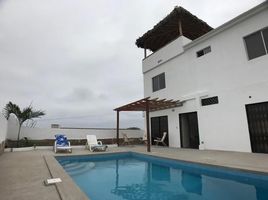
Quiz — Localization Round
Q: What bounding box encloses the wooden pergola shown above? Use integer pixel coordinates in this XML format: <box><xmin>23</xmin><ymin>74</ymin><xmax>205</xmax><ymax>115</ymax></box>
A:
<box><xmin>114</xmin><ymin>97</ymin><xmax>181</xmax><ymax>152</ymax></box>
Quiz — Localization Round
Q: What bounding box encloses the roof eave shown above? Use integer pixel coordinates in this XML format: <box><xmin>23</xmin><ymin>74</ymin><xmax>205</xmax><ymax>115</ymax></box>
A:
<box><xmin>184</xmin><ymin>1</ymin><xmax>268</xmax><ymax>50</ymax></box>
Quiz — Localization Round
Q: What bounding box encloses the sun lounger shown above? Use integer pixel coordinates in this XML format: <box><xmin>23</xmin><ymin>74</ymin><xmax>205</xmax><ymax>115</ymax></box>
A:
<box><xmin>86</xmin><ymin>135</ymin><xmax>107</xmax><ymax>152</ymax></box>
<box><xmin>54</xmin><ymin>134</ymin><xmax>72</xmax><ymax>153</ymax></box>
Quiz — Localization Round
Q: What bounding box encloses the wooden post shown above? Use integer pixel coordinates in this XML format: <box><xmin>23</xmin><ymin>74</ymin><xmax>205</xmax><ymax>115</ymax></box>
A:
<box><xmin>178</xmin><ymin>19</ymin><xmax>183</xmax><ymax>36</ymax></box>
<box><xmin>144</xmin><ymin>48</ymin><xmax>147</xmax><ymax>58</ymax></box>
<box><xmin>116</xmin><ymin>110</ymin><xmax>120</xmax><ymax>146</ymax></box>
<box><xmin>146</xmin><ymin>100</ymin><xmax>151</xmax><ymax>152</ymax></box>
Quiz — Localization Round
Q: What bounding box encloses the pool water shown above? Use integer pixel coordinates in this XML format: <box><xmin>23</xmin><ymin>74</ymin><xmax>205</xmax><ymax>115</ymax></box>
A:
<box><xmin>56</xmin><ymin>152</ymin><xmax>268</xmax><ymax>200</ymax></box>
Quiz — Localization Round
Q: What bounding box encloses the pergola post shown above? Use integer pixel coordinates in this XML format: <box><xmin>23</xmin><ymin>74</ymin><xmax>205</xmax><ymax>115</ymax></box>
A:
<box><xmin>116</xmin><ymin>110</ymin><xmax>120</xmax><ymax>146</ymax></box>
<box><xmin>146</xmin><ymin>99</ymin><xmax>151</xmax><ymax>152</ymax></box>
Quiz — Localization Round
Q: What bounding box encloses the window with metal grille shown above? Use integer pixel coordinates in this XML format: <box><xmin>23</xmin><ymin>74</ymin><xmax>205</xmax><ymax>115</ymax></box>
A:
<box><xmin>196</xmin><ymin>46</ymin><xmax>211</xmax><ymax>57</ymax></box>
<box><xmin>201</xmin><ymin>96</ymin><xmax>219</xmax><ymax>106</ymax></box>
<box><xmin>244</xmin><ymin>27</ymin><xmax>268</xmax><ymax>60</ymax></box>
<box><xmin>152</xmin><ymin>73</ymin><xmax>166</xmax><ymax>92</ymax></box>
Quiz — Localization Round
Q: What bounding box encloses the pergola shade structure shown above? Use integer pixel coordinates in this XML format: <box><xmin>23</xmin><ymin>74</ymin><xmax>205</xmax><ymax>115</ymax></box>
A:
<box><xmin>136</xmin><ymin>6</ymin><xmax>213</xmax><ymax>54</ymax></box>
<box><xmin>114</xmin><ymin>97</ymin><xmax>181</xmax><ymax>152</ymax></box>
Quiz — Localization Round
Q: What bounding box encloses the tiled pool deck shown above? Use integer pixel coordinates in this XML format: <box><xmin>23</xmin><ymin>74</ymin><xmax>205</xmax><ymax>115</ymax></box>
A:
<box><xmin>0</xmin><ymin>146</ymin><xmax>268</xmax><ymax>200</ymax></box>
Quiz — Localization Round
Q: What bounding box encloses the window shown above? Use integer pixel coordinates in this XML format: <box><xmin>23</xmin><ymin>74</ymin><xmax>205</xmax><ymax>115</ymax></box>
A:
<box><xmin>244</xmin><ymin>27</ymin><xmax>268</xmax><ymax>60</ymax></box>
<box><xmin>152</xmin><ymin>73</ymin><xmax>165</xmax><ymax>92</ymax></box>
<box><xmin>196</xmin><ymin>46</ymin><xmax>211</xmax><ymax>57</ymax></box>
<box><xmin>201</xmin><ymin>96</ymin><xmax>219</xmax><ymax>106</ymax></box>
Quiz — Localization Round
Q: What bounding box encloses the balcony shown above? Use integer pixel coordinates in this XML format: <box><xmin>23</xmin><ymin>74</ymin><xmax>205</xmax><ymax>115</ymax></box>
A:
<box><xmin>142</xmin><ymin>36</ymin><xmax>191</xmax><ymax>73</ymax></box>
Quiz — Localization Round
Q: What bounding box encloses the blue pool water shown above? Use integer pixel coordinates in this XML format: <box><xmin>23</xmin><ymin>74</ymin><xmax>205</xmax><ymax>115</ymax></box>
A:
<box><xmin>56</xmin><ymin>152</ymin><xmax>268</xmax><ymax>200</ymax></box>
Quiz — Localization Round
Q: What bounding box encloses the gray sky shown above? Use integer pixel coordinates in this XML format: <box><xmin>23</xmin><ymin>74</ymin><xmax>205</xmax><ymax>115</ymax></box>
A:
<box><xmin>0</xmin><ymin>0</ymin><xmax>264</xmax><ymax>128</ymax></box>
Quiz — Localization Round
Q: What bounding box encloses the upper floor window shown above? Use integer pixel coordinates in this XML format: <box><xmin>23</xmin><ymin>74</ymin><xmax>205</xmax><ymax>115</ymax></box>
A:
<box><xmin>244</xmin><ymin>27</ymin><xmax>268</xmax><ymax>60</ymax></box>
<box><xmin>196</xmin><ymin>46</ymin><xmax>211</xmax><ymax>57</ymax></box>
<box><xmin>152</xmin><ymin>73</ymin><xmax>165</xmax><ymax>92</ymax></box>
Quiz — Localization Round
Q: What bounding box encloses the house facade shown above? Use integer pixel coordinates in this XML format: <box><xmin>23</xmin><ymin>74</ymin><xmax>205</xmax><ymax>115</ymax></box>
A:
<box><xmin>136</xmin><ymin>2</ymin><xmax>268</xmax><ymax>153</ymax></box>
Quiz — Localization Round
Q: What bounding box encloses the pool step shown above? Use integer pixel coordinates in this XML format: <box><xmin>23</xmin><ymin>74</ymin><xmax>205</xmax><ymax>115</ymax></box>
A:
<box><xmin>63</xmin><ymin>162</ymin><xmax>95</xmax><ymax>176</ymax></box>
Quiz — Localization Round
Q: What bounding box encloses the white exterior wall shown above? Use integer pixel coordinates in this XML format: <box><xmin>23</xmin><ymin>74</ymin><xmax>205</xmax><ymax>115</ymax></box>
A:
<box><xmin>143</xmin><ymin>5</ymin><xmax>268</xmax><ymax>152</ymax></box>
<box><xmin>143</xmin><ymin>36</ymin><xmax>191</xmax><ymax>73</ymax></box>
<box><xmin>6</xmin><ymin>116</ymin><xmax>143</xmax><ymax>141</ymax></box>
<box><xmin>0</xmin><ymin>115</ymin><xmax>7</xmax><ymax>144</ymax></box>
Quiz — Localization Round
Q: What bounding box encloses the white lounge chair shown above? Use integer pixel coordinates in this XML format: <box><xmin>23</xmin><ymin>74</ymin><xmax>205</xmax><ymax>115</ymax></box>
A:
<box><xmin>54</xmin><ymin>134</ymin><xmax>72</xmax><ymax>153</ymax></box>
<box><xmin>86</xmin><ymin>135</ymin><xmax>107</xmax><ymax>152</ymax></box>
<box><xmin>154</xmin><ymin>132</ymin><xmax>167</xmax><ymax>146</ymax></box>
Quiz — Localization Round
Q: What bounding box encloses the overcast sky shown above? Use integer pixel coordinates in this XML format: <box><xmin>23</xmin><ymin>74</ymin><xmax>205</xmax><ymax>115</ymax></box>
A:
<box><xmin>0</xmin><ymin>0</ymin><xmax>264</xmax><ymax>128</ymax></box>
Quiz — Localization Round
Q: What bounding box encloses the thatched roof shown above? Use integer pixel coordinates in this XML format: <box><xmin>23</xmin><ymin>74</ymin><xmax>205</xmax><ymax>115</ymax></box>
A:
<box><xmin>136</xmin><ymin>6</ymin><xmax>213</xmax><ymax>52</ymax></box>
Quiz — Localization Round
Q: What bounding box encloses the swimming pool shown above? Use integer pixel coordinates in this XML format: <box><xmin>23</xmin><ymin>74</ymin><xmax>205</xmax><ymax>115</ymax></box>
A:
<box><xmin>56</xmin><ymin>152</ymin><xmax>268</xmax><ymax>200</ymax></box>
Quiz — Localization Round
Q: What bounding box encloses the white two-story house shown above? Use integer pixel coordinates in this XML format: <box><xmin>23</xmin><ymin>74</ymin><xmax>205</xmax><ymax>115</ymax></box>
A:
<box><xmin>136</xmin><ymin>2</ymin><xmax>268</xmax><ymax>153</ymax></box>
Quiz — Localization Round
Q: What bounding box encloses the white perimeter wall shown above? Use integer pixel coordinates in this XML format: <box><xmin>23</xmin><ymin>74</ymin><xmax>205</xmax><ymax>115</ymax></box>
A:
<box><xmin>6</xmin><ymin>116</ymin><xmax>143</xmax><ymax>141</ymax></box>
<box><xmin>0</xmin><ymin>115</ymin><xmax>7</xmax><ymax>144</ymax></box>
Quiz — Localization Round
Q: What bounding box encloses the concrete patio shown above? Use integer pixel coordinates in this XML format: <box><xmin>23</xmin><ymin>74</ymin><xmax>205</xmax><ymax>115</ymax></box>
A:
<box><xmin>0</xmin><ymin>146</ymin><xmax>268</xmax><ymax>200</ymax></box>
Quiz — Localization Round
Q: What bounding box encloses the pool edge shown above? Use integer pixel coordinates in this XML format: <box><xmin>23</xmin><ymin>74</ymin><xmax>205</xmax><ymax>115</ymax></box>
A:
<box><xmin>132</xmin><ymin>151</ymin><xmax>268</xmax><ymax>176</ymax></box>
<box><xmin>55</xmin><ymin>150</ymin><xmax>268</xmax><ymax>176</ymax></box>
<box><xmin>44</xmin><ymin>155</ymin><xmax>90</xmax><ymax>200</ymax></box>
<box><xmin>47</xmin><ymin>150</ymin><xmax>268</xmax><ymax>200</ymax></box>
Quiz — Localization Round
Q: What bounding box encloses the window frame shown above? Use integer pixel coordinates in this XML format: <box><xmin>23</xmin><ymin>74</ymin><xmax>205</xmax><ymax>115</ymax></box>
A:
<box><xmin>243</xmin><ymin>27</ymin><xmax>268</xmax><ymax>60</ymax></box>
<box><xmin>262</xmin><ymin>27</ymin><xmax>268</xmax><ymax>53</ymax></box>
<box><xmin>152</xmin><ymin>72</ymin><xmax>166</xmax><ymax>92</ymax></box>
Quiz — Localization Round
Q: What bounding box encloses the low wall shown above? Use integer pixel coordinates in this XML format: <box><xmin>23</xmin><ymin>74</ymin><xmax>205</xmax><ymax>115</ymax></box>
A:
<box><xmin>6</xmin><ymin>117</ymin><xmax>144</xmax><ymax>142</ymax></box>
<box><xmin>7</xmin><ymin>126</ymin><xmax>143</xmax><ymax>140</ymax></box>
<box><xmin>0</xmin><ymin>115</ymin><xmax>7</xmax><ymax>154</ymax></box>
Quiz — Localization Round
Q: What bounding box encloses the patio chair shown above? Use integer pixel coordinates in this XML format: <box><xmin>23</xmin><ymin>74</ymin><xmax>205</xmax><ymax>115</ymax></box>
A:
<box><xmin>138</xmin><ymin>132</ymin><xmax>148</xmax><ymax>145</ymax></box>
<box><xmin>122</xmin><ymin>133</ymin><xmax>135</xmax><ymax>145</ymax></box>
<box><xmin>86</xmin><ymin>135</ymin><xmax>107</xmax><ymax>152</ymax></box>
<box><xmin>154</xmin><ymin>132</ymin><xmax>167</xmax><ymax>146</ymax></box>
<box><xmin>54</xmin><ymin>134</ymin><xmax>72</xmax><ymax>153</ymax></box>
<box><xmin>142</xmin><ymin>132</ymin><xmax>148</xmax><ymax>144</ymax></box>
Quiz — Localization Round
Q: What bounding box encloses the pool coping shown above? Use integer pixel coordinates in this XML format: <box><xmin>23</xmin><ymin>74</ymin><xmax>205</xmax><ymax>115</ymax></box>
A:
<box><xmin>55</xmin><ymin>150</ymin><xmax>268</xmax><ymax>175</ymax></box>
<box><xmin>137</xmin><ymin>151</ymin><xmax>268</xmax><ymax>176</ymax></box>
<box><xmin>45</xmin><ymin>150</ymin><xmax>268</xmax><ymax>200</ymax></box>
<box><xmin>44</xmin><ymin>155</ymin><xmax>90</xmax><ymax>200</ymax></box>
